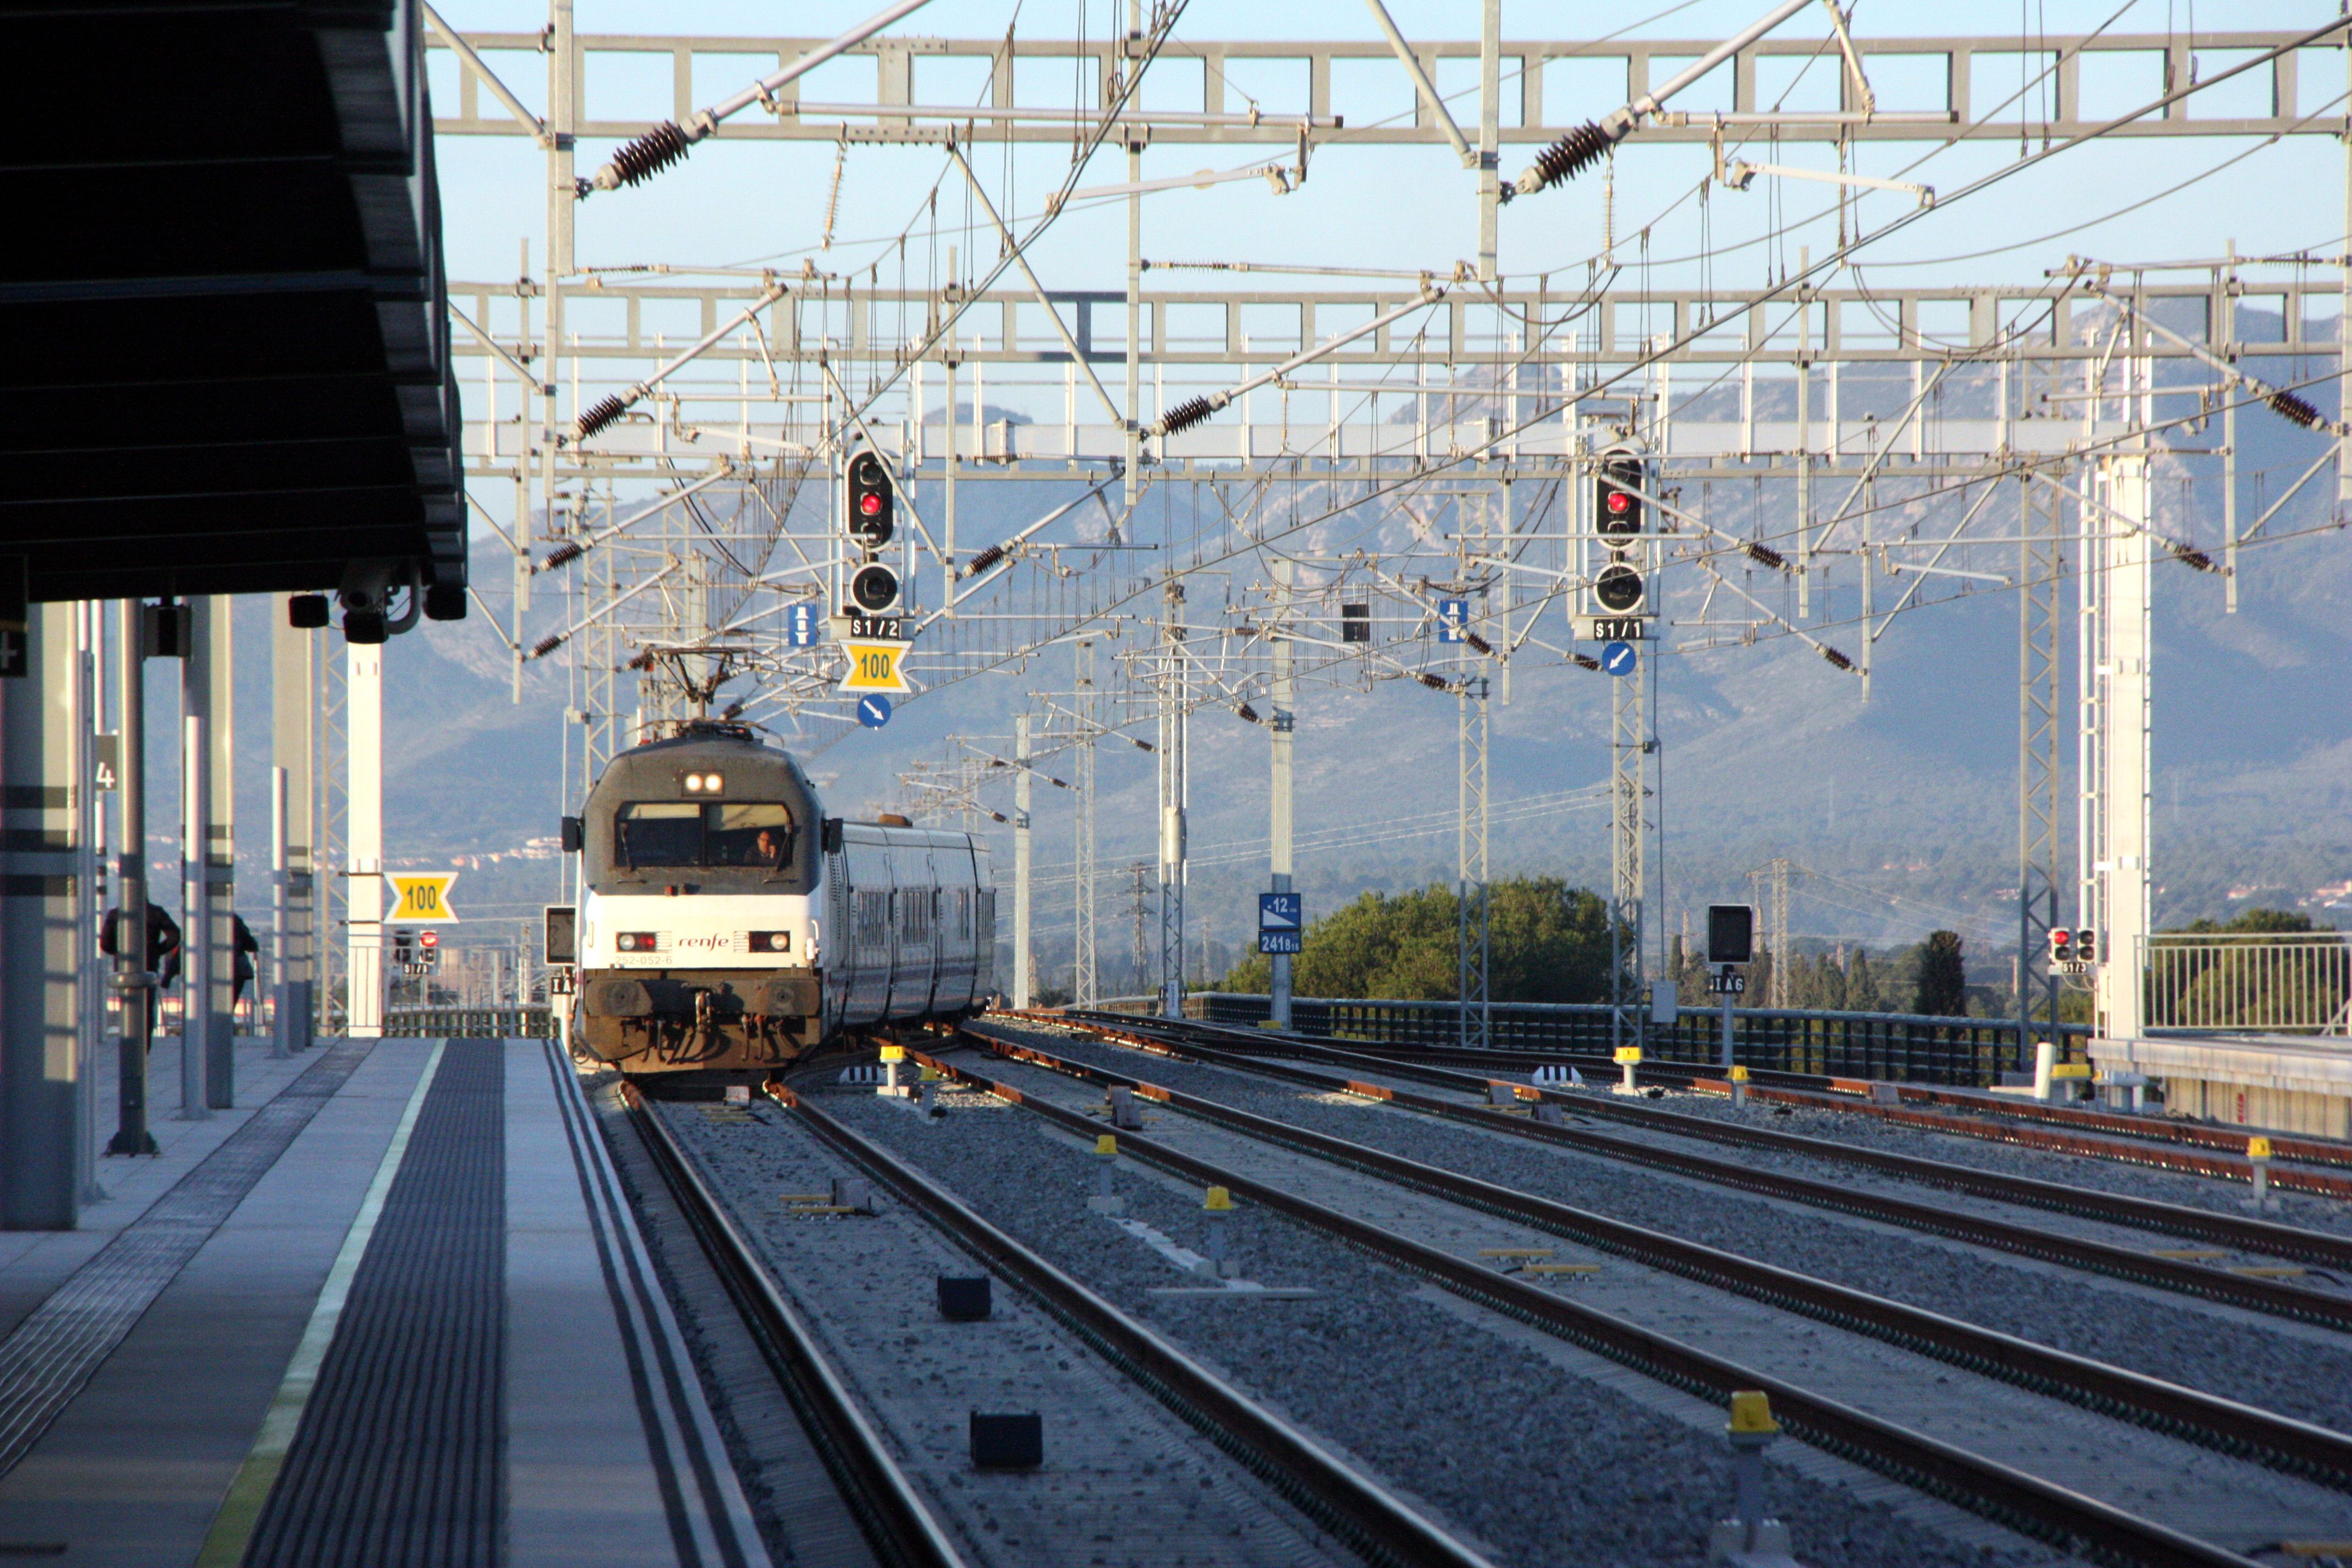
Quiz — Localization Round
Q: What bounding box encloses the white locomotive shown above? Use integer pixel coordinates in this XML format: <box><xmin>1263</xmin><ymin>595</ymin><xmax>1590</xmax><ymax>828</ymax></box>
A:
<box><xmin>558</xmin><ymin>722</ymin><xmax>995</xmax><ymax>1074</ymax></box>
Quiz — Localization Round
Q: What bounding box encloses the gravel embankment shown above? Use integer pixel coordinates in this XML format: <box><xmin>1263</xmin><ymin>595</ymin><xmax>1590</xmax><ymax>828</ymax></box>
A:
<box><xmin>811</xmin><ymin>1072</ymin><xmax>2077</xmax><ymax>1568</ymax></box>
<box><xmin>980</xmin><ymin>1025</ymin><xmax>2352</xmax><ymax>1437</ymax></box>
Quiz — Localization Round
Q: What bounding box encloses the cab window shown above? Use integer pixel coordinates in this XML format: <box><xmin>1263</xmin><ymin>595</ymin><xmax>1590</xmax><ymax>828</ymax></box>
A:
<box><xmin>616</xmin><ymin>801</ymin><xmax>794</xmax><ymax>868</ymax></box>
<box><xmin>709</xmin><ymin>803</ymin><xmax>795</xmax><ymax>868</ymax></box>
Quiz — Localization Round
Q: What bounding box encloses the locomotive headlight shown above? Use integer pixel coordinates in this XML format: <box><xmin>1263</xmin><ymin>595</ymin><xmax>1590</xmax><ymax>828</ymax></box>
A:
<box><xmin>616</xmin><ymin>931</ymin><xmax>658</xmax><ymax>952</ymax></box>
<box><xmin>680</xmin><ymin>771</ymin><xmax>725</xmax><ymax>794</ymax></box>
<box><xmin>683</xmin><ymin>774</ymin><xmax>703</xmax><ymax>793</ymax></box>
<box><xmin>749</xmin><ymin>930</ymin><xmax>791</xmax><ymax>953</ymax></box>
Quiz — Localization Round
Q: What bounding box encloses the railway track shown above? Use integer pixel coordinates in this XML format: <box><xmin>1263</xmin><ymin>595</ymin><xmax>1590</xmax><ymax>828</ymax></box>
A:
<box><xmin>896</xmin><ymin>1026</ymin><xmax>2352</xmax><ymax>1568</ymax></box>
<box><xmin>631</xmin><ymin>1077</ymin><xmax>1497</xmax><ymax>1568</ymax></box>
<box><xmin>1049</xmin><ymin>1009</ymin><xmax>2352</xmax><ymax>1305</ymax></box>
<box><xmin>628</xmin><ymin>1082</ymin><xmax>972</xmax><ymax>1568</ymax></box>
<box><xmin>1055</xmin><ymin>1010</ymin><xmax>2352</xmax><ymax>1197</ymax></box>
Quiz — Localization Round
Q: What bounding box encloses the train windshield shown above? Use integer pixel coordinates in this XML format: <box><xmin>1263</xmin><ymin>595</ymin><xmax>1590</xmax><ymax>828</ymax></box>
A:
<box><xmin>615</xmin><ymin>801</ymin><xmax>795</xmax><ymax>868</ymax></box>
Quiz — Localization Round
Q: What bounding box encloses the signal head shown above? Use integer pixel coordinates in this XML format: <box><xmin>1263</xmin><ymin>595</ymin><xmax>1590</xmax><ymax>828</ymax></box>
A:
<box><xmin>846</xmin><ymin>449</ymin><xmax>895</xmax><ymax>548</ymax></box>
<box><xmin>849</xmin><ymin>562</ymin><xmax>901</xmax><ymax>614</ymax></box>
<box><xmin>1597</xmin><ymin>453</ymin><xmax>1645</xmax><ymax>537</ymax></box>
<box><xmin>1593</xmin><ymin>563</ymin><xmax>1646</xmax><ymax>614</ymax></box>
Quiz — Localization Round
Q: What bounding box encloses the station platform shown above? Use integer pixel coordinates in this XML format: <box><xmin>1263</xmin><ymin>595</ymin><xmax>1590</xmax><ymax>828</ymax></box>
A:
<box><xmin>2092</xmin><ymin>1031</ymin><xmax>2352</xmax><ymax>1137</ymax></box>
<box><xmin>0</xmin><ymin>1036</ymin><xmax>769</xmax><ymax>1568</ymax></box>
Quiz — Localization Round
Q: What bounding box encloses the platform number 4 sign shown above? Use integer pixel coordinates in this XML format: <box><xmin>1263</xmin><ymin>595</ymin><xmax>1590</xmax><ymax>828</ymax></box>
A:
<box><xmin>94</xmin><ymin>734</ymin><xmax>120</xmax><ymax>792</ymax></box>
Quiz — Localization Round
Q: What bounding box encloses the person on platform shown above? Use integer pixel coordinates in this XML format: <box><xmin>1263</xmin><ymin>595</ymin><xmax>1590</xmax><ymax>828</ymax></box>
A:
<box><xmin>99</xmin><ymin>902</ymin><xmax>182</xmax><ymax>1035</ymax></box>
<box><xmin>231</xmin><ymin>913</ymin><xmax>261</xmax><ymax>1023</ymax></box>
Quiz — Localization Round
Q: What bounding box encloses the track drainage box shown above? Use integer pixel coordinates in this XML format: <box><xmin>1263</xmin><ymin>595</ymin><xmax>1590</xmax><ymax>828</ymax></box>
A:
<box><xmin>970</xmin><ymin>1411</ymin><xmax>1042</xmax><ymax>1469</ymax></box>
<box><xmin>938</xmin><ymin>1276</ymin><xmax>993</xmax><ymax>1321</ymax></box>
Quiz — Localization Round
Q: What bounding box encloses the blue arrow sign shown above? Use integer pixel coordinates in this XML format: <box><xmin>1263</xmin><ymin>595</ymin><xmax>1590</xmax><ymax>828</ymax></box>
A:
<box><xmin>788</xmin><ymin>602</ymin><xmax>821</xmax><ymax>647</ymax></box>
<box><xmin>856</xmin><ymin>694</ymin><xmax>892</xmax><ymax>728</ymax></box>
<box><xmin>1600</xmin><ymin>640</ymin><xmax>1638</xmax><ymax>678</ymax></box>
<box><xmin>1437</xmin><ymin>598</ymin><xmax>1468</xmax><ymax>643</ymax></box>
<box><xmin>1259</xmin><ymin>891</ymin><xmax>1302</xmax><ymax>931</ymax></box>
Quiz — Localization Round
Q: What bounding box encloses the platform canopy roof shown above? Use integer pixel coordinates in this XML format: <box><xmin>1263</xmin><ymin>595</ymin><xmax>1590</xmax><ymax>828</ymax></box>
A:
<box><xmin>3</xmin><ymin>1</ymin><xmax>466</xmax><ymax>606</ymax></box>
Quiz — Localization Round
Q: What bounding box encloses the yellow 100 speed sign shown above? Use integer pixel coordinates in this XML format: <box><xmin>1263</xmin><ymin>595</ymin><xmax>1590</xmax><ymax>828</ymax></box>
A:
<box><xmin>839</xmin><ymin>639</ymin><xmax>912</xmax><ymax>695</ymax></box>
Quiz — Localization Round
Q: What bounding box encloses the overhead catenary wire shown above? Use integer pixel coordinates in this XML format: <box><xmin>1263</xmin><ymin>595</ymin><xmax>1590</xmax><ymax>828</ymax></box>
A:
<box><xmin>585</xmin><ymin>0</ymin><xmax>940</xmax><ymax>194</ymax></box>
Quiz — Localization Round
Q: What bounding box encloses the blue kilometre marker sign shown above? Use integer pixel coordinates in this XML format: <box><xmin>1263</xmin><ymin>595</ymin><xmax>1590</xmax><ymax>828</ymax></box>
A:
<box><xmin>857</xmin><ymin>695</ymin><xmax>892</xmax><ymax>728</ymax></box>
<box><xmin>1600</xmin><ymin>640</ymin><xmax>1637</xmax><ymax>677</ymax></box>
<box><xmin>1259</xmin><ymin>891</ymin><xmax>1303</xmax><ymax>955</ymax></box>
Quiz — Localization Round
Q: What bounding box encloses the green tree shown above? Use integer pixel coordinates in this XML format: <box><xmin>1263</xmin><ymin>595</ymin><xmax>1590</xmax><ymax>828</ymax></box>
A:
<box><xmin>2173</xmin><ymin>907</ymin><xmax>2320</xmax><ymax>937</ymax></box>
<box><xmin>1846</xmin><ymin>948</ymin><xmax>1884</xmax><ymax>1012</ymax></box>
<box><xmin>1218</xmin><ymin>877</ymin><xmax>1612</xmax><ymax>1003</ymax></box>
<box><xmin>1812</xmin><ymin>952</ymin><xmax>1848</xmax><ymax>1011</ymax></box>
<box><xmin>1914</xmin><ymin>930</ymin><xmax>1967</xmax><ymax>1017</ymax></box>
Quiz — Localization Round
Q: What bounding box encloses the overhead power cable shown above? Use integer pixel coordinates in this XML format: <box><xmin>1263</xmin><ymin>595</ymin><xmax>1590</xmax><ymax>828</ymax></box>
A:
<box><xmin>535</xmin><ymin>464</ymin><xmax>738</xmax><ymax>574</ymax></box>
<box><xmin>2090</xmin><ymin>282</ymin><xmax>2352</xmax><ymax>438</ymax></box>
<box><xmin>573</xmin><ymin>286</ymin><xmax>786</xmax><ymax>442</ymax></box>
<box><xmin>1513</xmin><ymin>0</ymin><xmax>1815</xmax><ymax>195</ymax></box>
<box><xmin>584</xmin><ymin>0</ymin><xmax>939</xmax><ymax>195</ymax></box>
<box><xmin>1148</xmin><ymin>286</ymin><xmax>1446</xmax><ymax>438</ymax></box>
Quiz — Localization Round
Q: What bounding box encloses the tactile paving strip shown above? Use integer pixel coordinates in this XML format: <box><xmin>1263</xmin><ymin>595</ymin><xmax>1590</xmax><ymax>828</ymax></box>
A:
<box><xmin>243</xmin><ymin>1042</ymin><xmax>505</xmax><ymax>1567</ymax></box>
<box><xmin>0</xmin><ymin>1037</ymin><xmax>375</xmax><ymax>1482</ymax></box>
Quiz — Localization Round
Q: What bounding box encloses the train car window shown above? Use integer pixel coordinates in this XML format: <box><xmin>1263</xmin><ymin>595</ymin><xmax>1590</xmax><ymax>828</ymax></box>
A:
<box><xmin>614</xmin><ymin>802</ymin><xmax>701</xmax><ymax>867</ymax></box>
<box><xmin>615</xmin><ymin>801</ymin><xmax>794</xmax><ymax>868</ymax></box>
<box><xmin>710</xmin><ymin>803</ymin><xmax>794</xmax><ymax>869</ymax></box>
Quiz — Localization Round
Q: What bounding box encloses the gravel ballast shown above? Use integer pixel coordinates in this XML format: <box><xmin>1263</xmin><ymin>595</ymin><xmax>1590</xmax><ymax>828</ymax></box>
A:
<box><xmin>981</xmin><ymin>1023</ymin><xmax>2352</xmax><ymax>1439</ymax></box>
<box><xmin>809</xmin><ymin>1070</ymin><xmax>2078</xmax><ymax>1568</ymax></box>
<box><xmin>663</xmin><ymin>1096</ymin><xmax>1365</xmax><ymax>1568</ymax></box>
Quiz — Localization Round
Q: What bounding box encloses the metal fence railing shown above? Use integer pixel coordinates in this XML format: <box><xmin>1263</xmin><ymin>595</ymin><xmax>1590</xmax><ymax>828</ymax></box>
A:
<box><xmin>2143</xmin><ymin>934</ymin><xmax>2352</xmax><ymax>1036</ymax></box>
<box><xmin>1183</xmin><ymin>993</ymin><xmax>2094</xmax><ymax>1087</ymax></box>
<box><xmin>382</xmin><ymin>1006</ymin><xmax>556</xmax><ymax>1039</ymax></box>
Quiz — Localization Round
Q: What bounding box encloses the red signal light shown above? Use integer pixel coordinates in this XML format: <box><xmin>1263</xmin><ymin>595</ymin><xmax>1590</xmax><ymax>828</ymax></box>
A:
<box><xmin>1605</xmin><ymin>491</ymin><xmax>1631</xmax><ymax>514</ymax></box>
<box><xmin>418</xmin><ymin>930</ymin><xmax>439</xmax><ymax>950</ymax></box>
<box><xmin>859</xmin><ymin>494</ymin><xmax>882</xmax><ymax>516</ymax></box>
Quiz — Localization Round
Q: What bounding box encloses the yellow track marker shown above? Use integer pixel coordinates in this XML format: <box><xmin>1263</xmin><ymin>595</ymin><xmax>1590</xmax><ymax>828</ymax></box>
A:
<box><xmin>2229</xmin><ymin>1265</ymin><xmax>2307</xmax><ymax>1278</ymax></box>
<box><xmin>2148</xmin><ymin>1249</ymin><xmax>2230</xmax><ymax>1260</ymax></box>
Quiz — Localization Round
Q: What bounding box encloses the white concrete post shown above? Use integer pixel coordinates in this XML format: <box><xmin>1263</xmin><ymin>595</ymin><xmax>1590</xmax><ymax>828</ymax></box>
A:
<box><xmin>1</xmin><ymin>603</ymin><xmax>92</xmax><ymax>1224</ymax></box>
<box><xmin>202</xmin><ymin>596</ymin><xmax>235</xmax><ymax>1098</ymax></box>
<box><xmin>1269</xmin><ymin>558</ymin><xmax>1295</xmax><ymax>1030</ymax></box>
<box><xmin>272</xmin><ymin>602</ymin><xmax>315</xmax><ymax>1049</ymax></box>
<box><xmin>179</xmin><ymin>613</ymin><xmax>212</xmax><ymax>1118</ymax></box>
<box><xmin>1012</xmin><ymin>713</ymin><xmax>1032</xmax><ymax>1009</ymax></box>
<box><xmin>346</xmin><ymin>640</ymin><xmax>385</xmax><ymax>1037</ymax></box>
<box><xmin>2086</xmin><ymin>453</ymin><xmax>2153</xmax><ymax>1043</ymax></box>
<box><xmin>270</xmin><ymin>765</ymin><xmax>290</xmax><ymax>1059</ymax></box>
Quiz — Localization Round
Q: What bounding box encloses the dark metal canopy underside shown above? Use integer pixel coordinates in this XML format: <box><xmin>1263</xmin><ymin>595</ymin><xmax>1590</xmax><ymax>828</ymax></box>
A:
<box><xmin>2</xmin><ymin>1</ymin><xmax>466</xmax><ymax>603</ymax></box>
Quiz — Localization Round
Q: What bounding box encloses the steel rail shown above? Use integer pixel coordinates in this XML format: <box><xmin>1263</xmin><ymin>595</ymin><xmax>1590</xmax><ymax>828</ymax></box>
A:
<box><xmin>935</xmin><ymin>1032</ymin><xmax>2352</xmax><ymax>1491</ymax></box>
<box><xmin>758</xmin><ymin>1080</ymin><xmax>1500</xmax><ymax>1568</ymax></box>
<box><xmin>623</xmin><ymin>1085</ymin><xmax>973</xmax><ymax>1568</ymax></box>
<box><xmin>1135</xmin><ymin>1011</ymin><xmax>2352</xmax><ymax>1179</ymax></box>
<box><xmin>1072</xmin><ymin>1011</ymin><xmax>2352</xmax><ymax>1265</ymax></box>
<box><xmin>911</xmin><ymin>1040</ymin><xmax>2266</xmax><ymax>1568</ymax></box>
<box><xmin>1043</xmin><ymin>1015</ymin><xmax>2352</xmax><ymax>1322</ymax></box>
